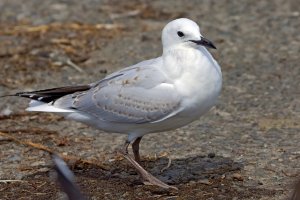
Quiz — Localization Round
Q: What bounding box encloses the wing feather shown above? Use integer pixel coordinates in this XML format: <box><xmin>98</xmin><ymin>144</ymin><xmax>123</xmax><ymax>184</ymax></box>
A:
<box><xmin>54</xmin><ymin>61</ymin><xmax>182</xmax><ymax>124</ymax></box>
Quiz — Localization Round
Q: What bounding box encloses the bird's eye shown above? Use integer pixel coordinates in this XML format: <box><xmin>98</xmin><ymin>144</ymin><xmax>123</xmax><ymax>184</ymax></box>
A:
<box><xmin>177</xmin><ymin>31</ymin><xmax>184</xmax><ymax>37</ymax></box>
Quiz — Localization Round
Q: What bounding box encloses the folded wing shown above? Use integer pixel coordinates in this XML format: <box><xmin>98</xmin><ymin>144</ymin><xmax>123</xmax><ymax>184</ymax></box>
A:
<box><xmin>55</xmin><ymin>64</ymin><xmax>182</xmax><ymax>124</ymax></box>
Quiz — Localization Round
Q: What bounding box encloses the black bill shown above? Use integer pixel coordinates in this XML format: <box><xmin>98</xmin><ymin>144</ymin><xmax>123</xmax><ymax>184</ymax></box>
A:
<box><xmin>190</xmin><ymin>36</ymin><xmax>216</xmax><ymax>49</ymax></box>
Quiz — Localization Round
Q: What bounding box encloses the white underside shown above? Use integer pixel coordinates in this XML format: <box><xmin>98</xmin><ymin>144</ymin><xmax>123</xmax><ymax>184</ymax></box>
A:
<box><xmin>26</xmin><ymin>100</ymin><xmax>75</xmax><ymax>113</ymax></box>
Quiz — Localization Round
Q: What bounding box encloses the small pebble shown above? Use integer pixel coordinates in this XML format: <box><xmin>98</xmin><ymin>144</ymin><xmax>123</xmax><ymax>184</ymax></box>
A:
<box><xmin>199</xmin><ymin>179</ymin><xmax>212</xmax><ymax>185</ymax></box>
<box><xmin>232</xmin><ymin>173</ymin><xmax>244</xmax><ymax>181</ymax></box>
<box><xmin>208</xmin><ymin>152</ymin><xmax>215</xmax><ymax>158</ymax></box>
<box><xmin>100</xmin><ymin>69</ymin><xmax>107</xmax><ymax>74</ymax></box>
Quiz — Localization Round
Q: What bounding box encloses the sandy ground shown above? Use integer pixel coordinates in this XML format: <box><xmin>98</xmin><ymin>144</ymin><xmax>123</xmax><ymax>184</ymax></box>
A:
<box><xmin>0</xmin><ymin>0</ymin><xmax>299</xmax><ymax>199</ymax></box>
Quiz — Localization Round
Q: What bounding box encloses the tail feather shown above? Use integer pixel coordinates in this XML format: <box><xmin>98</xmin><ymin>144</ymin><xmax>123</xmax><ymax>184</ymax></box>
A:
<box><xmin>1</xmin><ymin>85</ymin><xmax>91</xmax><ymax>113</ymax></box>
<box><xmin>13</xmin><ymin>85</ymin><xmax>91</xmax><ymax>103</ymax></box>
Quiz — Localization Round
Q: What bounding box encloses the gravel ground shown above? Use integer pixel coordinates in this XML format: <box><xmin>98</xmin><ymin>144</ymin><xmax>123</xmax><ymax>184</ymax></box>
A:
<box><xmin>0</xmin><ymin>0</ymin><xmax>299</xmax><ymax>199</ymax></box>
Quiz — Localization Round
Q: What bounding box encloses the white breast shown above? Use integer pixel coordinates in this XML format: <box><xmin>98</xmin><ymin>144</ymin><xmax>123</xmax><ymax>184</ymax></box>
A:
<box><xmin>168</xmin><ymin>47</ymin><xmax>222</xmax><ymax>118</ymax></box>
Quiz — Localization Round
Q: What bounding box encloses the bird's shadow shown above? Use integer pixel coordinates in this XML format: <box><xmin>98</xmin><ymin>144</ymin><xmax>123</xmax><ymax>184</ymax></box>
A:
<box><xmin>145</xmin><ymin>154</ymin><xmax>243</xmax><ymax>184</ymax></box>
<box><xmin>75</xmin><ymin>154</ymin><xmax>243</xmax><ymax>185</ymax></box>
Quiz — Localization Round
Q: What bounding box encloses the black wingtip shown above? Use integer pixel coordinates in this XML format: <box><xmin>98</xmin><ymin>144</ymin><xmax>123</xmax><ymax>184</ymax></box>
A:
<box><xmin>0</xmin><ymin>93</ymin><xmax>39</xmax><ymax>99</ymax></box>
<box><xmin>1</xmin><ymin>85</ymin><xmax>91</xmax><ymax>103</ymax></box>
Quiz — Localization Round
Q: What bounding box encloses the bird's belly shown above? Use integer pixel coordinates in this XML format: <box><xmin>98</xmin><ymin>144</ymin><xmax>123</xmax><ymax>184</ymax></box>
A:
<box><xmin>64</xmin><ymin>110</ymin><xmax>192</xmax><ymax>135</ymax></box>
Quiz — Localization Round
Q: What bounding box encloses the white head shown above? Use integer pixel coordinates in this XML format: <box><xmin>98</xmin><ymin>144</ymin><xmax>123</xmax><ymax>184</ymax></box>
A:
<box><xmin>162</xmin><ymin>18</ymin><xmax>216</xmax><ymax>50</ymax></box>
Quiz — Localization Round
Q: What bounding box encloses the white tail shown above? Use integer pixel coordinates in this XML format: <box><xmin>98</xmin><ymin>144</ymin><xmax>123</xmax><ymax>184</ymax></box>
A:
<box><xmin>26</xmin><ymin>100</ymin><xmax>75</xmax><ymax>113</ymax></box>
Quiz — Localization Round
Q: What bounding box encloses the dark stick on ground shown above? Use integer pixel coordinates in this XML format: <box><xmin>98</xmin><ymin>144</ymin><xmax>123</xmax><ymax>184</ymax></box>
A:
<box><xmin>291</xmin><ymin>179</ymin><xmax>300</xmax><ymax>200</ymax></box>
<box><xmin>52</xmin><ymin>154</ymin><xmax>86</xmax><ymax>200</ymax></box>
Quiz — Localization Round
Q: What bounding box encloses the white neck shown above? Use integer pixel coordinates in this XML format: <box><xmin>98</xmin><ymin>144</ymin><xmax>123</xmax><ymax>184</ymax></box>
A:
<box><xmin>162</xmin><ymin>45</ymin><xmax>221</xmax><ymax>80</ymax></box>
<box><xmin>162</xmin><ymin>45</ymin><xmax>205</xmax><ymax>79</ymax></box>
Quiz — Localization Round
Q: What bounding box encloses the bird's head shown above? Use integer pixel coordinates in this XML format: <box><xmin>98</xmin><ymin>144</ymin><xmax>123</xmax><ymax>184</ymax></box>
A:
<box><xmin>162</xmin><ymin>18</ymin><xmax>216</xmax><ymax>50</ymax></box>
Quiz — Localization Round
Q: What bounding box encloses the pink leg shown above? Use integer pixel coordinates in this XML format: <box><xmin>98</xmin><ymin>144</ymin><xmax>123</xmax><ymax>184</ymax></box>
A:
<box><xmin>119</xmin><ymin>138</ymin><xmax>177</xmax><ymax>190</ymax></box>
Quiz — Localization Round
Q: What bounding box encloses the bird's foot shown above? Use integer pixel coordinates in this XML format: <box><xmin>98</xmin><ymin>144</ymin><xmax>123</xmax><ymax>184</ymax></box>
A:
<box><xmin>121</xmin><ymin>153</ymin><xmax>178</xmax><ymax>190</ymax></box>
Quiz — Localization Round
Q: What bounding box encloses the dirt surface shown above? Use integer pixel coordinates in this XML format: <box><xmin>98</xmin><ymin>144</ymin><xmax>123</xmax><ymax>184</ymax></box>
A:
<box><xmin>0</xmin><ymin>0</ymin><xmax>299</xmax><ymax>199</ymax></box>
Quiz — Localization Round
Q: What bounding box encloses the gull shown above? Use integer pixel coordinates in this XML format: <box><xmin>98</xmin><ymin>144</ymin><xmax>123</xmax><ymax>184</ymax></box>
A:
<box><xmin>2</xmin><ymin>18</ymin><xmax>222</xmax><ymax>189</ymax></box>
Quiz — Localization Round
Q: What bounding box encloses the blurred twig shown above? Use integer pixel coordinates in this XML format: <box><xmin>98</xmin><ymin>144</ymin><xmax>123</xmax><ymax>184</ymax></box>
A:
<box><xmin>0</xmin><ymin>112</ymin><xmax>32</xmax><ymax>120</ymax></box>
<box><xmin>49</xmin><ymin>52</ymin><xmax>85</xmax><ymax>73</ymax></box>
<box><xmin>161</xmin><ymin>157</ymin><xmax>172</xmax><ymax>173</ymax></box>
<box><xmin>0</xmin><ymin>131</ymin><xmax>109</xmax><ymax>170</ymax></box>
<box><xmin>0</xmin><ymin>23</ymin><xmax>124</xmax><ymax>35</ymax></box>
<box><xmin>0</xmin><ymin>180</ymin><xmax>26</xmax><ymax>183</ymax></box>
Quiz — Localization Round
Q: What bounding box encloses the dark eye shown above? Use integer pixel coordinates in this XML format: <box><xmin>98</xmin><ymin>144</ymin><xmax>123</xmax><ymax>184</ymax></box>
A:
<box><xmin>177</xmin><ymin>31</ymin><xmax>184</xmax><ymax>37</ymax></box>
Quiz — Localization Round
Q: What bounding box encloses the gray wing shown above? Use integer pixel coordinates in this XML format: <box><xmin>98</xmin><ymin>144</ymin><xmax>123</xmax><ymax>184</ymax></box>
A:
<box><xmin>54</xmin><ymin>58</ymin><xmax>182</xmax><ymax>124</ymax></box>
